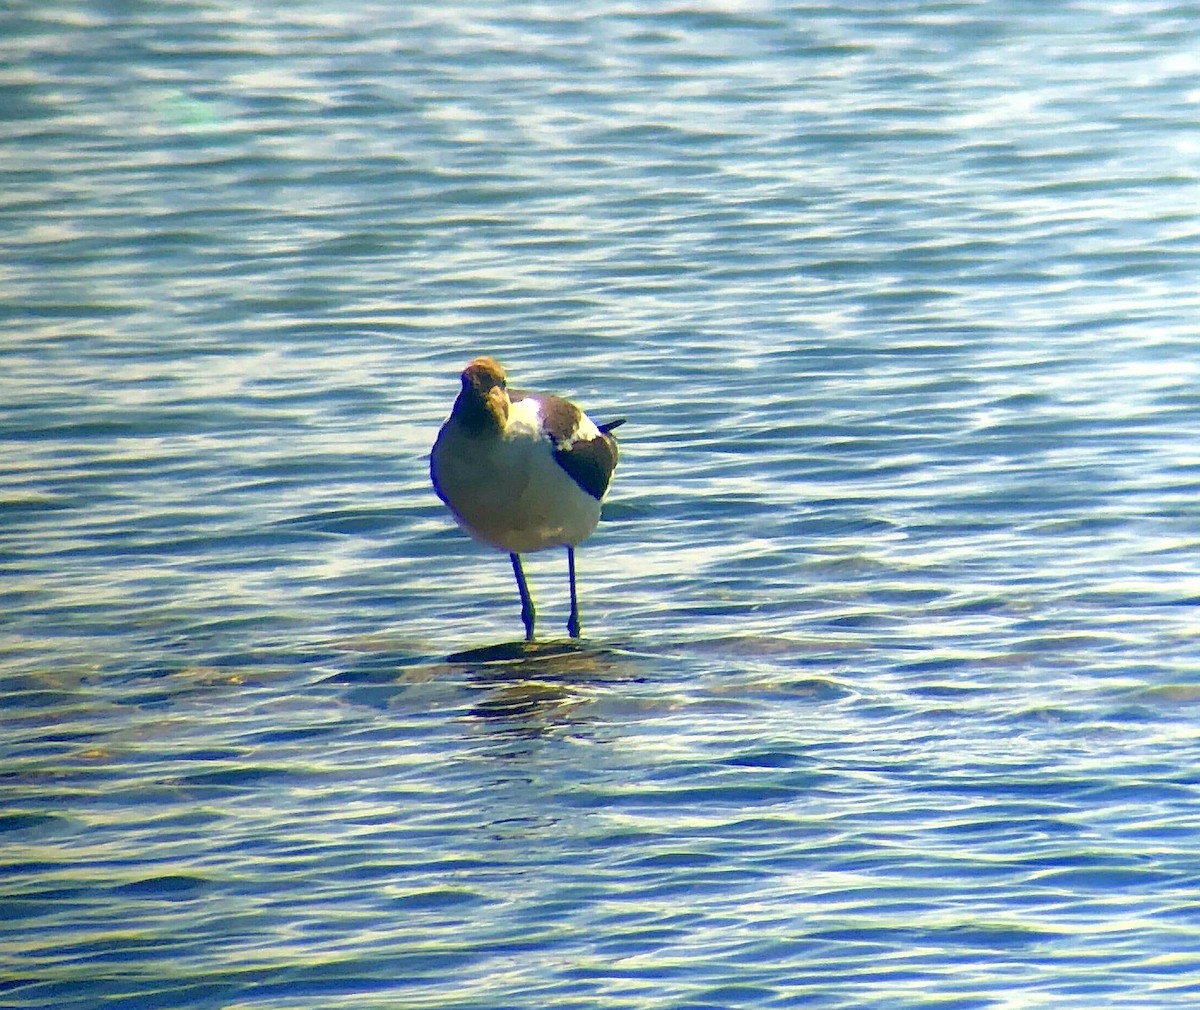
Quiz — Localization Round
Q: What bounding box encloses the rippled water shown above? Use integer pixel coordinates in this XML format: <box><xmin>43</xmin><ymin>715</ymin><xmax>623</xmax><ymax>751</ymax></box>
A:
<box><xmin>4</xmin><ymin>3</ymin><xmax>1200</xmax><ymax>1007</ymax></box>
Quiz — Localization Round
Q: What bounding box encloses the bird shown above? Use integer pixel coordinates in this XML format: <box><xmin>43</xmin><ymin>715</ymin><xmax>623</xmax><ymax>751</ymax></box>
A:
<box><xmin>430</xmin><ymin>356</ymin><xmax>623</xmax><ymax>642</ymax></box>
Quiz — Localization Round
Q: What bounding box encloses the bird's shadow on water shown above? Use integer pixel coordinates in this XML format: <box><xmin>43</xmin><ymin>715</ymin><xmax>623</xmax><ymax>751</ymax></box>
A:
<box><xmin>446</xmin><ymin>639</ymin><xmax>648</xmax><ymax>732</ymax></box>
<box><xmin>445</xmin><ymin>639</ymin><xmax>588</xmax><ymax>665</ymax></box>
<box><xmin>322</xmin><ymin>636</ymin><xmax>652</xmax><ymax>736</ymax></box>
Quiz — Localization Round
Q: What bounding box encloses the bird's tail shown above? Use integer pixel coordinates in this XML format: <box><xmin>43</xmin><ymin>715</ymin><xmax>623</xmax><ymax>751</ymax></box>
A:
<box><xmin>599</xmin><ymin>418</ymin><xmax>626</xmax><ymax>434</ymax></box>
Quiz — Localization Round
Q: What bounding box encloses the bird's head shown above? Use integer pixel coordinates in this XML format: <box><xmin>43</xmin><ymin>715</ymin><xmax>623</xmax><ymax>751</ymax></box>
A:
<box><xmin>456</xmin><ymin>356</ymin><xmax>510</xmax><ymax>432</ymax></box>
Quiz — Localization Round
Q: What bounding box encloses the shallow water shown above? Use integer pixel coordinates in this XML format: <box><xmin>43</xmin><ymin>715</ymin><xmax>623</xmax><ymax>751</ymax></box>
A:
<box><xmin>3</xmin><ymin>3</ymin><xmax>1200</xmax><ymax>1007</ymax></box>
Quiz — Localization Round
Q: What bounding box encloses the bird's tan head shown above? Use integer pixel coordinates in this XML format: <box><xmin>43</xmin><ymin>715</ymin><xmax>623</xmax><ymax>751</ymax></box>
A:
<box><xmin>462</xmin><ymin>357</ymin><xmax>506</xmax><ymax>393</ymax></box>
<box><xmin>455</xmin><ymin>356</ymin><xmax>510</xmax><ymax>433</ymax></box>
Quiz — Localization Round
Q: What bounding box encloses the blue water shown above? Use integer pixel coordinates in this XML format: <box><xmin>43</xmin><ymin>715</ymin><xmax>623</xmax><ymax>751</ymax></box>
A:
<box><xmin>4</xmin><ymin>2</ymin><xmax>1200</xmax><ymax>1007</ymax></box>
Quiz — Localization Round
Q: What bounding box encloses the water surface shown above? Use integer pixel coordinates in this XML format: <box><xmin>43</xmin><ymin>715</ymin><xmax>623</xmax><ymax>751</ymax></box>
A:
<box><xmin>3</xmin><ymin>3</ymin><xmax>1200</xmax><ymax>1007</ymax></box>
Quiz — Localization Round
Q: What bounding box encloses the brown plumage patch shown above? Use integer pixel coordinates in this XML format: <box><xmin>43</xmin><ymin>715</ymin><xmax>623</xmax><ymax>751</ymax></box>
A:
<box><xmin>554</xmin><ymin>431</ymin><xmax>620</xmax><ymax>500</ymax></box>
<box><xmin>531</xmin><ymin>393</ymin><xmax>621</xmax><ymax>499</ymax></box>
<box><xmin>537</xmin><ymin>394</ymin><xmax>583</xmax><ymax>446</ymax></box>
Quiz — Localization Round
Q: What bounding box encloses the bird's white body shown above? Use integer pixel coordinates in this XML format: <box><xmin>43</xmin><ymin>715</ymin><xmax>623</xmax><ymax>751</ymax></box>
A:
<box><xmin>430</xmin><ymin>356</ymin><xmax>622</xmax><ymax>641</ymax></box>
<box><xmin>431</xmin><ymin>396</ymin><xmax>603</xmax><ymax>554</ymax></box>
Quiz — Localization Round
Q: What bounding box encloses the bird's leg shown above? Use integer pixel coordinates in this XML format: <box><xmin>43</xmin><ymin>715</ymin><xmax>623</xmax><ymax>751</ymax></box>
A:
<box><xmin>510</xmin><ymin>553</ymin><xmax>536</xmax><ymax>642</ymax></box>
<box><xmin>566</xmin><ymin>546</ymin><xmax>581</xmax><ymax>639</ymax></box>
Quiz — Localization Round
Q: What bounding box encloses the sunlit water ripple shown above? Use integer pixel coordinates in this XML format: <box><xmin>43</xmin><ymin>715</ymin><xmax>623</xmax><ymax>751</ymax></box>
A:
<box><xmin>3</xmin><ymin>3</ymin><xmax>1200</xmax><ymax>1008</ymax></box>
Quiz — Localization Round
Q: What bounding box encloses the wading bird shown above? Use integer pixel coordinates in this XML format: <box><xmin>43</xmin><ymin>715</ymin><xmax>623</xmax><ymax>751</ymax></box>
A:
<box><xmin>431</xmin><ymin>357</ymin><xmax>623</xmax><ymax>641</ymax></box>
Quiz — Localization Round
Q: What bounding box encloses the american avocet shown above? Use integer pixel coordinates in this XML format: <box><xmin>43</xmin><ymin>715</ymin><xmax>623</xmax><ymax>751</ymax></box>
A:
<box><xmin>431</xmin><ymin>357</ymin><xmax>624</xmax><ymax>642</ymax></box>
